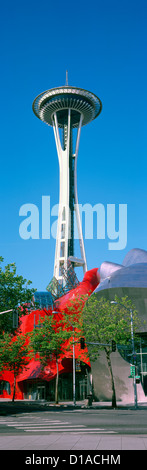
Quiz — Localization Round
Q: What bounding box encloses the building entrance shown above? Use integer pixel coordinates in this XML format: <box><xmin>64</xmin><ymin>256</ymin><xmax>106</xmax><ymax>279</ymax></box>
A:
<box><xmin>37</xmin><ymin>385</ymin><xmax>45</xmax><ymax>400</ymax></box>
<box><xmin>22</xmin><ymin>370</ymin><xmax>91</xmax><ymax>401</ymax></box>
<box><xmin>79</xmin><ymin>379</ymin><xmax>87</xmax><ymax>400</ymax></box>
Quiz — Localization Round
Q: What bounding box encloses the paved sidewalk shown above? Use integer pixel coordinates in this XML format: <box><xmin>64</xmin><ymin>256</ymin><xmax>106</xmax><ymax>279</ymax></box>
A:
<box><xmin>0</xmin><ymin>433</ymin><xmax>147</xmax><ymax>450</ymax></box>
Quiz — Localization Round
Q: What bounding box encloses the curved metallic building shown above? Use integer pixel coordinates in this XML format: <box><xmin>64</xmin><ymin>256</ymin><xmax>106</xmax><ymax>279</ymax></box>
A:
<box><xmin>94</xmin><ymin>248</ymin><xmax>147</xmax><ymax>293</ymax></box>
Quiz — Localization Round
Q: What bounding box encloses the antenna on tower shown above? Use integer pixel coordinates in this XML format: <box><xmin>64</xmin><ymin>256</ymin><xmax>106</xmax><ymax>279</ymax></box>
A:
<box><xmin>66</xmin><ymin>70</ymin><xmax>68</xmax><ymax>86</ymax></box>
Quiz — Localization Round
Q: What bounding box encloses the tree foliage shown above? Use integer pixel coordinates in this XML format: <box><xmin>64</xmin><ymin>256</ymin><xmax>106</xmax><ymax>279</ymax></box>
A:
<box><xmin>0</xmin><ymin>257</ymin><xmax>36</xmax><ymax>334</ymax></box>
<box><xmin>29</xmin><ymin>314</ymin><xmax>71</xmax><ymax>403</ymax></box>
<box><xmin>0</xmin><ymin>332</ymin><xmax>30</xmax><ymax>401</ymax></box>
<box><xmin>59</xmin><ymin>295</ymin><xmax>88</xmax><ymax>350</ymax></box>
<box><xmin>30</xmin><ymin>315</ymin><xmax>70</xmax><ymax>364</ymax></box>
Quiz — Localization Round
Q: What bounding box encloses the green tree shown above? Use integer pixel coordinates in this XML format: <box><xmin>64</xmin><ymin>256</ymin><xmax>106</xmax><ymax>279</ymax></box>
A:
<box><xmin>30</xmin><ymin>314</ymin><xmax>71</xmax><ymax>404</ymax></box>
<box><xmin>0</xmin><ymin>257</ymin><xmax>36</xmax><ymax>334</ymax></box>
<box><xmin>0</xmin><ymin>332</ymin><xmax>30</xmax><ymax>401</ymax></box>
<box><xmin>59</xmin><ymin>295</ymin><xmax>88</xmax><ymax>345</ymax></box>
<box><xmin>82</xmin><ymin>295</ymin><xmax>141</xmax><ymax>408</ymax></box>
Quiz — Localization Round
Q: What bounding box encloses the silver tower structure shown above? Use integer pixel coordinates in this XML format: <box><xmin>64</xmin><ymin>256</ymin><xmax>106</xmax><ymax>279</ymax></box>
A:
<box><xmin>33</xmin><ymin>78</ymin><xmax>102</xmax><ymax>282</ymax></box>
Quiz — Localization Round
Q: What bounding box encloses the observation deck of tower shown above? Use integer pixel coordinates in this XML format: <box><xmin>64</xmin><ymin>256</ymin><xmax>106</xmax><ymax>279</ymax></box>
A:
<box><xmin>33</xmin><ymin>76</ymin><xmax>102</xmax><ymax>282</ymax></box>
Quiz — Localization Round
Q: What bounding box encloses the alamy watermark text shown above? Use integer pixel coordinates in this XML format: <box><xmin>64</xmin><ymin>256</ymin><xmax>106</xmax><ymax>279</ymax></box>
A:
<box><xmin>19</xmin><ymin>196</ymin><xmax>127</xmax><ymax>251</ymax></box>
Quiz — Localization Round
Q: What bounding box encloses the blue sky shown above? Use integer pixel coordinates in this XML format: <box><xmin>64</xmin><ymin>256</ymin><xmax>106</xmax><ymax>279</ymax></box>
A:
<box><xmin>0</xmin><ymin>0</ymin><xmax>146</xmax><ymax>290</ymax></box>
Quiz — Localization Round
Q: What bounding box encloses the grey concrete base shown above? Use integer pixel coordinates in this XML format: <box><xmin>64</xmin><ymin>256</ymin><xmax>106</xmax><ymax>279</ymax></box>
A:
<box><xmin>0</xmin><ymin>433</ymin><xmax>147</xmax><ymax>450</ymax></box>
<box><xmin>91</xmin><ymin>350</ymin><xmax>147</xmax><ymax>404</ymax></box>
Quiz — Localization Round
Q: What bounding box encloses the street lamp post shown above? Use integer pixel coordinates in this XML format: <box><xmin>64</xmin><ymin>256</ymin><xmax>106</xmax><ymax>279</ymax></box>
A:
<box><xmin>65</xmin><ymin>319</ymin><xmax>76</xmax><ymax>406</ymax></box>
<box><xmin>130</xmin><ymin>308</ymin><xmax>138</xmax><ymax>409</ymax></box>
<box><xmin>0</xmin><ymin>309</ymin><xmax>13</xmax><ymax>315</ymax></box>
<box><xmin>0</xmin><ymin>309</ymin><xmax>18</xmax><ymax>328</ymax></box>
<box><xmin>72</xmin><ymin>325</ymin><xmax>76</xmax><ymax>406</ymax></box>
<box><xmin>111</xmin><ymin>301</ymin><xmax>138</xmax><ymax>409</ymax></box>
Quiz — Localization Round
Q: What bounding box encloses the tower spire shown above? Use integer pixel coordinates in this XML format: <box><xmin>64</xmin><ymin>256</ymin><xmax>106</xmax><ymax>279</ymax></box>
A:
<box><xmin>33</xmin><ymin>82</ymin><xmax>102</xmax><ymax>283</ymax></box>
<box><xmin>66</xmin><ymin>70</ymin><xmax>68</xmax><ymax>86</ymax></box>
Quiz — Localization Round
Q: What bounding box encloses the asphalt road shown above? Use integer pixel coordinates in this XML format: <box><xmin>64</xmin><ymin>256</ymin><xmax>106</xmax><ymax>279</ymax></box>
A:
<box><xmin>0</xmin><ymin>409</ymin><xmax>147</xmax><ymax>435</ymax></box>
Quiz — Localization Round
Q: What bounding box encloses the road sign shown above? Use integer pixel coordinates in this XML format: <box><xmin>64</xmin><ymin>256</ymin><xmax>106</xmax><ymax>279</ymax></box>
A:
<box><xmin>128</xmin><ymin>364</ymin><xmax>135</xmax><ymax>378</ymax></box>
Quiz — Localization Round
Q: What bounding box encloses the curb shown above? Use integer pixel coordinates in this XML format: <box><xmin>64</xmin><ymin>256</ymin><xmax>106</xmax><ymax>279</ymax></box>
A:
<box><xmin>0</xmin><ymin>400</ymin><xmax>147</xmax><ymax>415</ymax></box>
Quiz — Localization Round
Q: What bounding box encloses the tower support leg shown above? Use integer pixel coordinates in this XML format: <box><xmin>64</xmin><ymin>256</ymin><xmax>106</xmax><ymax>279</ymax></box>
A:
<box><xmin>52</xmin><ymin>110</ymin><xmax>87</xmax><ymax>282</ymax></box>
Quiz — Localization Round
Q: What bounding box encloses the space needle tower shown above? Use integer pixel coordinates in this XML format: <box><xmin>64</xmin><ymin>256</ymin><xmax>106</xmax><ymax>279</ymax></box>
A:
<box><xmin>32</xmin><ymin>73</ymin><xmax>102</xmax><ymax>282</ymax></box>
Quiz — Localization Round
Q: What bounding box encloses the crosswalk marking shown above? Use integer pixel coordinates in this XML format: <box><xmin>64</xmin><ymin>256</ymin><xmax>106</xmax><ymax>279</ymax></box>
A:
<box><xmin>7</xmin><ymin>422</ymin><xmax>71</xmax><ymax>426</ymax></box>
<box><xmin>0</xmin><ymin>421</ymin><xmax>62</xmax><ymax>426</ymax></box>
<box><xmin>7</xmin><ymin>424</ymin><xmax>85</xmax><ymax>428</ymax></box>
<box><xmin>72</xmin><ymin>431</ymin><xmax>117</xmax><ymax>434</ymax></box>
<box><xmin>21</xmin><ymin>429</ymin><xmax>116</xmax><ymax>433</ymax></box>
<box><xmin>0</xmin><ymin>418</ymin><xmax>117</xmax><ymax>434</ymax></box>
